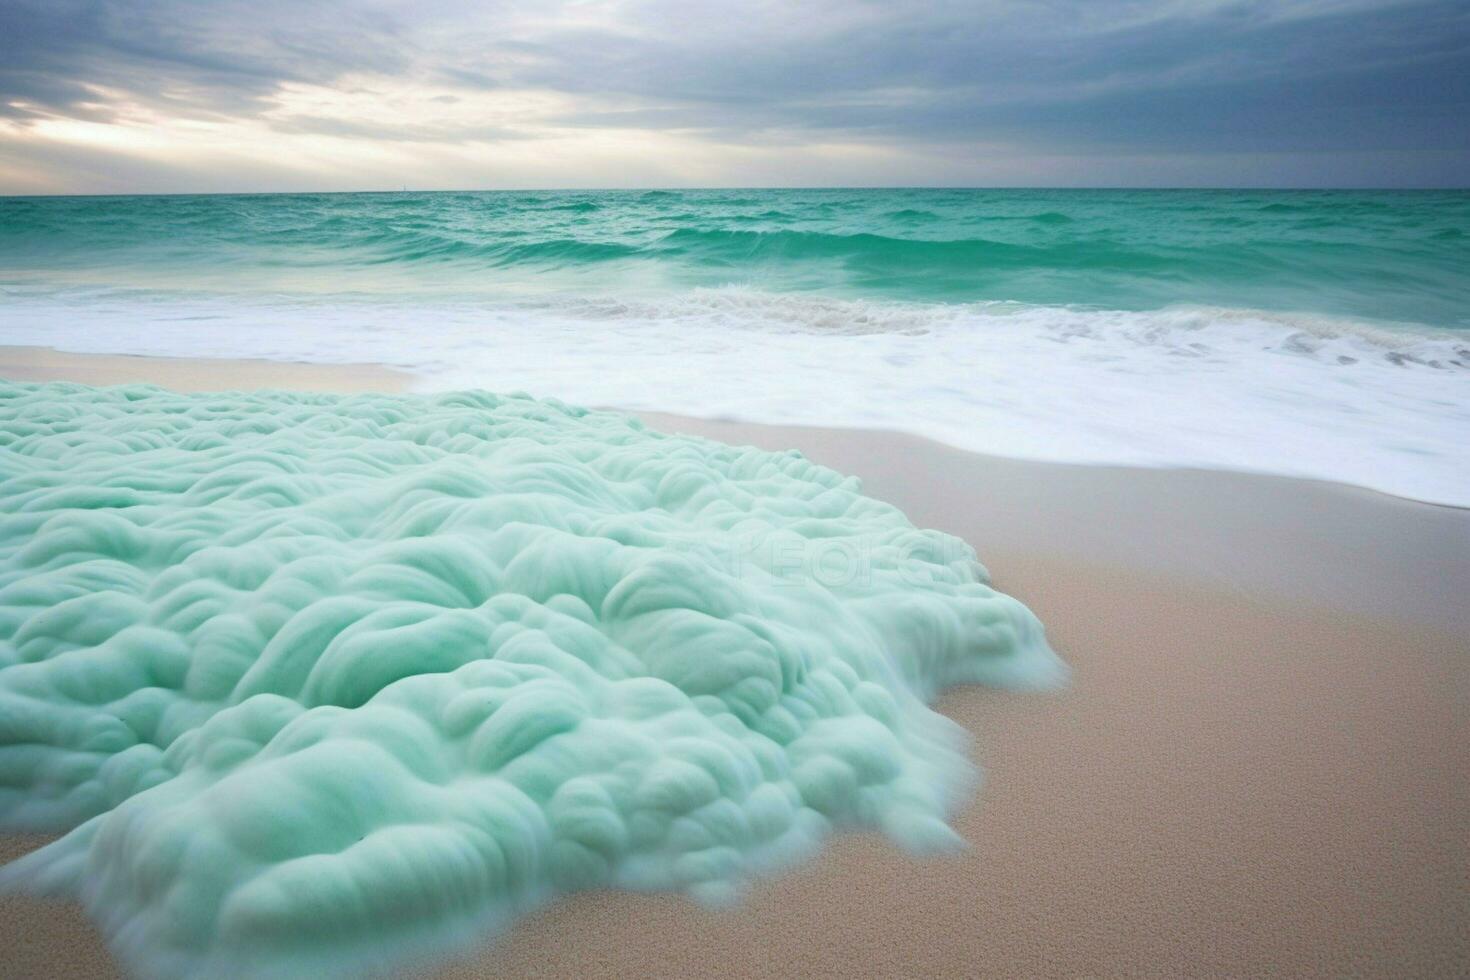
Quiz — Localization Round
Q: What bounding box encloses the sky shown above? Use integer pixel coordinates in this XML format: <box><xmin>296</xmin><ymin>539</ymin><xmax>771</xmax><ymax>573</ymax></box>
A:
<box><xmin>0</xmin><ymin>0</ymin><xmax>1467</xmax><ymax>194</ymax></box>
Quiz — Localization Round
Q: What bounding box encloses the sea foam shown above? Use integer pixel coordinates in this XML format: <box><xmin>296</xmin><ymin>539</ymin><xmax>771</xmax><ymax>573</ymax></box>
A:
<box><xmin>4</xmin><ymin>287</ymin><xmax>1466</xmax><ymax>505</ymax></box>
<box><xmin>0</xmin><ymin>380</ymin><xmax>1061</xmax><ymax>978</ymax></box>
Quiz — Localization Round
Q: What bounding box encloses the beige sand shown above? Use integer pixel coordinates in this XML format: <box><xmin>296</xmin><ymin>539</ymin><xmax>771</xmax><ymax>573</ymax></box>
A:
<box><xmin>2</xmin><ymin>348</ymin><xmax>1466</xmax><ymax>978</ymax></box>
<box><xmin>0</xmin><ymin>345</ymin><xmax>410</xmax><ymax>393</ymax></box>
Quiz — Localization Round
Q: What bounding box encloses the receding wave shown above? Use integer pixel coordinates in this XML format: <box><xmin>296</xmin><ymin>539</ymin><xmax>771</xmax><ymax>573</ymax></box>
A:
<box><xmin>3</xmin><ymin>286</ymin><xmax>1466</xmax><ymax>504</ymax></box>
<box><xmin>1</xmin><ymin>189</ymin><xmax>1466</xmax><ymax>504</ymax></box>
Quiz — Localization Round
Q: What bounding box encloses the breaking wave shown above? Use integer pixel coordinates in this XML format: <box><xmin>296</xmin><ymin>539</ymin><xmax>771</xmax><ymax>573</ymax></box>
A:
<box><xmin>2</xmin><ymin>286</ymin><xmax>1465</xmax><ymax>504</ymax></box>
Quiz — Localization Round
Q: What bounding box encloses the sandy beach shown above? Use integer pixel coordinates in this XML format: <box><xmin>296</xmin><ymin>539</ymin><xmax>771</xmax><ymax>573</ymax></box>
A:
<box><xmin>2</xmin><ymin>347</ymin><xmax>1466</xmax><ymax>978</ymax></box>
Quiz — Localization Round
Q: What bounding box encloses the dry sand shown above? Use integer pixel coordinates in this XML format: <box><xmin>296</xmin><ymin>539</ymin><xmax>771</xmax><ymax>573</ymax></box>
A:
<box><xmin>2</xmin><ymin>347</ymin><xmax>1467</xmax><ymax>978</ymax></box>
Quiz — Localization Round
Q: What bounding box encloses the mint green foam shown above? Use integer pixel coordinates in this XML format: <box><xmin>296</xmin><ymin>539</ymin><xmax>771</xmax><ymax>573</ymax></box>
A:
<box><xmin>0</xmin><ymin>380</ymin><xmax>1062</xmax><ymax>978</ymax></box>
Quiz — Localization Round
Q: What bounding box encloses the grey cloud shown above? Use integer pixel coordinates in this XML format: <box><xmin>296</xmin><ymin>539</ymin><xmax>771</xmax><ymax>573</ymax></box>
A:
<box><xmin>522</xmin><ymin>0</ymin><xmax>1470</xmax><ymax>153</ymax></box>
<box><xmin>0</xmin><ymin>0</ymin><xmax>409</xmax><ymax>120</ymax></box>
<box><xmin>266</xmin><ymin>113</ymin><xmax>531</xmax><ymax>144</ymax></box>
<box><xmin>1</xmin><ymin>0</ymin><xmax>1466</xmax><ymax>185</ymax></box>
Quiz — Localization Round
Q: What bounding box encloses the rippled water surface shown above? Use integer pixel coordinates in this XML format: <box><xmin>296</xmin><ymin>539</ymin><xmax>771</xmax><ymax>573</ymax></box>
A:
<box><xmin>2</xmin><ymin>189</ymin><xmax>1467</xmax><ymax>502</ymax></box>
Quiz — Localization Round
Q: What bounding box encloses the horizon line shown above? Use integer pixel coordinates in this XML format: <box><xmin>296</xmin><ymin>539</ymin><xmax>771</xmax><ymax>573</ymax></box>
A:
<box><xmin>4</xmin><ymin>184</ymin><xmax>1469</xmax><ymax>200</ymax></box>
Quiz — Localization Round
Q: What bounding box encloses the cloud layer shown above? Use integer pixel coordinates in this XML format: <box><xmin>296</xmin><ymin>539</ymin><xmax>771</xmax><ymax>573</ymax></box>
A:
<box><xmin>2</xmin><ymin>0</ymin><xmax>1467</xmax><ymax>192</ymax></box>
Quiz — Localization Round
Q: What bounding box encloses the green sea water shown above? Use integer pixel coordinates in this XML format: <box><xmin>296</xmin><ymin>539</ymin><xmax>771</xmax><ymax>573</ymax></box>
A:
<box><xmin>2</xmin><ymin>188</ymin><xmax>1468</xmax><ymax>325</ymax></box>
<box><xmin>0</xmin><ymin>188</ymin><xmax>1467</xmax><ymax>502</ymax></box>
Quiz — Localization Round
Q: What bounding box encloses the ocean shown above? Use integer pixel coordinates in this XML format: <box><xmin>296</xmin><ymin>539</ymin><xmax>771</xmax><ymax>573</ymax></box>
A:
<box><xmin>1</xmin><ymin>188</ymin><xmax>1466</xmax><ymax>502</ymax></box>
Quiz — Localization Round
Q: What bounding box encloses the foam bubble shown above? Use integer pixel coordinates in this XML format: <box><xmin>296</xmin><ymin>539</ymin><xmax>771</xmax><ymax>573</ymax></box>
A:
<box><xmin>4</xmin><ymin>287</ymin><xmax>1465</xmax><ymax>503</ymax></box>
<box><xmin>0</xmin><ymin>380</ymin><xmax>1061</xmax><ymax>979</ymax></box>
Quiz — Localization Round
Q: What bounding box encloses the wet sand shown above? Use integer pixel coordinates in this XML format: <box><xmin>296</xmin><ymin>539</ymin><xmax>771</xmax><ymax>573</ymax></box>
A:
<box><xmin>2</xmin><ymin>347</ymin><xmax>1466</xmax><ymax>978</ymax></box>
<box><xmin>0</xmin><ymin>344</ymin><xmax>410</xmax><ymax>393</ymax></box>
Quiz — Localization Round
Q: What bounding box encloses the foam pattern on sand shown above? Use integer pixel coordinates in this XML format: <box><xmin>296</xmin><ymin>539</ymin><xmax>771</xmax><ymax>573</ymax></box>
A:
<box><xmin>0</xmin><ymin>380</ymin><xmax>1061</xmax><ymax>978</ymax></box>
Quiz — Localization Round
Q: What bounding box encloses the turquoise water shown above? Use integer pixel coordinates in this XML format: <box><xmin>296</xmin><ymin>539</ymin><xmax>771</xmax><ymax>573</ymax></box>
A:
<box><xmin>3</xmin><ymin>189</ymin><xmax>1468</xmax><ymax>326</ymax></box>
<box><xmin>1</xmin><ymin>189</ymin><xmax>1467</xmax><ymax>503</ymax></box>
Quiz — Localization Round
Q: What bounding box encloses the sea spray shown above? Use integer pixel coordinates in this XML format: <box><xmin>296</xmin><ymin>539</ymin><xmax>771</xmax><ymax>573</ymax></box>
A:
<box><xmin>0</xmin><ymin>380</ymin><xmax>1063</xmax><ymax>978</ymax></box>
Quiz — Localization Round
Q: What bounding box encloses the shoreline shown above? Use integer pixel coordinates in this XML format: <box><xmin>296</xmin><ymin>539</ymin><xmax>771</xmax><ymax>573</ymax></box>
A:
<box><xmin>5</xmin><ymin>341</ymin><xmax>1466</xmax><ymax>511</ymax></box>
<box><xmin>5</xmin><ymin>344</ymin><xmax>1466</xmax><ymax>631</ymax></box>
<box><xmin>2</xmin><ymin>347</ymin><xmax>1467</xmax><ymax>977</ymax></box>
<box><xmin>2</xmin><ymin>340</ymin><xmax>1470</xmax><ymax>511</ymax></box>
<box><xmin>0</xmin><ymin>344</ymin><xmax>412</xmax><ymax>393</ymax></box>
